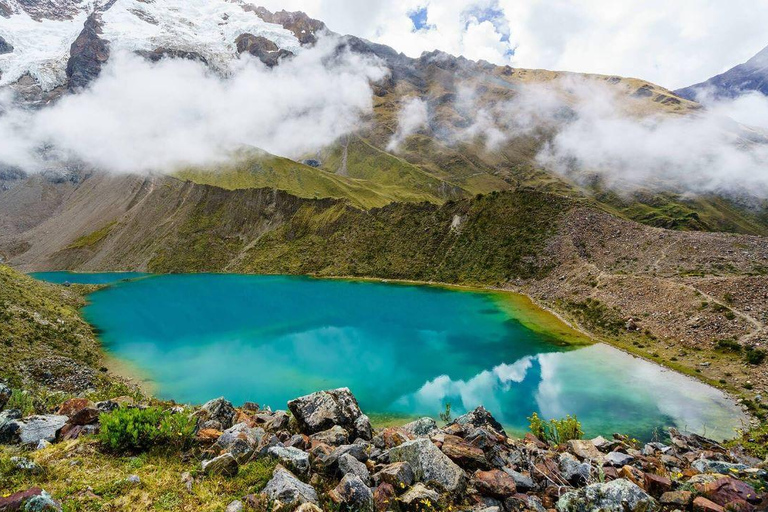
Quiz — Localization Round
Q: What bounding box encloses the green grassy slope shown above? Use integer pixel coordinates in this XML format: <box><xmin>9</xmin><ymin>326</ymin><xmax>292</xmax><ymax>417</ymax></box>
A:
<box><xmin>0</xmin><ymin>266</ymin><xmax>101</xmax><ymax>387</ymax></box>
<box><xmin>148</xmin><ymin>188</ymin><xmax>574</xmax><ymax>285</ymax></box>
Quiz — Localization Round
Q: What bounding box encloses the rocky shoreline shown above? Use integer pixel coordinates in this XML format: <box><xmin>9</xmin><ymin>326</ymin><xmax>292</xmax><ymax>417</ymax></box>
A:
<box><xmin>1</xmin><ymin>385</ymin><xmax>766</xmax><ymax>511</ymax></box>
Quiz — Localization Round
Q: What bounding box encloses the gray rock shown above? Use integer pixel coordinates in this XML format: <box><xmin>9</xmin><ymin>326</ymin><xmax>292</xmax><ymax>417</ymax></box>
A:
<box><xmin>401</xmin><ymin>417</ymin><xmax>438</xmax><ymax>437</ymax></box>
<box><xmin>266</xmin><ymin>410</ymin><xmax>290</xmax><ymax>431</ymax></box>
<box><xmin>604</xmin><ymin>451</ymin><xmax>635</xmax><ymax>467</ymax></box>
<box><xmin>505</xmin><ymin>495</ymin><xmax>546</xmax><ymax>512</ymax></box>
<box><xmin>10</xmin><ymin>456</ymin><xmax>43</xmax><ymax>474</ymax></box>
<box><xmin>373</xmin><ymin>461</ymin><xmax>415</xmax><ymax>489</ymax></box>
<box><xmin>338</xmin><ymin>452</ymin><xmax>371</xmax><ymax>484</ymax></box>
<box><xmin>21</xmin><ymin>489</ymin><xmax>61</xmax><ymax>511</ymax></box>
<box><xmin>268</xmin><ymin>445</ymin><xmax>310</xmax><ymax>475</ymax></box>
<box><xmin>226</xmin><ymin>500</ymin><xmax>243</xmax><ymax>512</ymax></box>
<box><xmin>0</xmin><ymin>383</ymin><xmax>10</xmax><ymax>410</ymax></box>
<box><xmin>557</xmin><ymin>479</ymin><xmax>658</xmax><ymax>512</ymax></box>
<box><xmin>501</xmin><ymin>468</ymin><xmax>535</xmax><ymax>491</ymax></box>
<box><xmin>36</xmin><ymin>439</ymin><xmax>52</xmax><ymax>450</ymax></box>
<box><xmin>288</xmin><ymin>388</ymin><xmax>371</xmax><ymax>440</ymax></box>
<box><xmin>399</xmin><ymin>483</ymin><xmax>439</xmax><ymax>507</ymax></box>
<box><xmin>217</xmin><ymin>423</ymin><xmax>264</xmax><ymax>449</ymax></box>
<box><xmin>201</xmin><ymin>453</ymin><xmax>239</xmax><ymax>477</ymax></box>
<box><xmin>329</xmin><ymin>474</ymin><xmax>373</xmax><ymax>511</ymax></box>
<box><xmin>198</xmin><ymin>397</ymin><xmax>237</xmax><ymax>431</ymax></box>
<box><xmin>262</xmin><ymin>465</ymin><xmax>319</xmax><ymax>506</ymax></box>
<box><xmin>309</xmin><ymin>425</ymin><xmax>349</xmax><ymax>446</ymax></box>
<box><xmin>18</xmin><ymin>415</ymin><xmax>68</xmax><ymax>445</ymax></box>
<box><xmin>387</xmin><ymin>438</ymin><xmax>466</xmax><ymax>492</ymax></box>
<box><xmin>228</xmin><ymin>438</ymin><xmax>256</xmax><ymax>464</ymax></box>
<box><xmin>451</xmin><ymin>406</ymin><xmax>506</xmax><ymax>436</ymax></box>
<box><xmin>559</xmin><ymin>452</ymin><xmax>590</xmax><ymax>485</ymax></box>
<box><xmin>692</xmin><ymin>458</ymin><xmax>749</xmax><ymax>474</ymax></box>
<box><xmin>126</xmin><ymin>474</ymin><xmax>141</xmax><ymax>485</ymax></box>
<box><xmin>0</xmin><ymin>409</ymin><xmax>22</xmax><ymax>443</ymax></box>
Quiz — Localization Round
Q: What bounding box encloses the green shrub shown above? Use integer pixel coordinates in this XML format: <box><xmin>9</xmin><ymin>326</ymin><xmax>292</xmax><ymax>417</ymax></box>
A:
<box><xmin>745</xmin><ymin>347</ymin><xmax>767</xmax><ymax>365</ymax></box>
<box><xmin>528</xmin><ymin>412</ymin><xmax>583</xmax><ymax>444</ymax></box>
<box><xmin>158</xmin><ymin>410</ymin><xmax>197</xmax><ymax>452</ymax></box>
<box><xmin>715</xmin><ymin>338</ymin><xmax>742</xmax><ymax>352</ymax></box>
<box><xmin>99</xmin><ymin>407</ymin><xmax>165</xmax><ymax>453</ymax></box>
<box><xmin>98</xmin><ymin>407</ymin><xmax>195</xmax><ymax>454</ymax></box>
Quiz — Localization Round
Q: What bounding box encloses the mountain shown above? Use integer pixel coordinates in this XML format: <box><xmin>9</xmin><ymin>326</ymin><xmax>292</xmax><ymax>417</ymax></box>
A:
<box><xmin>676</xmin><ymin>45</ymin><xmax>768</xmax><ymax>100</ymax></box>
<box><xmin>5</xmin><ymin>0</ymin><xmax>766</xmax><ymax>235</ymax></box>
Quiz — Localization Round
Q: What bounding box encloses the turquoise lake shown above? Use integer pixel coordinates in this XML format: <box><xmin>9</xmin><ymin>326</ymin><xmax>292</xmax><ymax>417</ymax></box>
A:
<box><xmin>33</xmin><ymin>272</ymin><xmax>747</xmax><ymax>440</ymax></box>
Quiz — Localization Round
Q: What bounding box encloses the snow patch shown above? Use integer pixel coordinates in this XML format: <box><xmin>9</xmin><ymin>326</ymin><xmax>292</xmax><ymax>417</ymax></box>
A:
<box><xmin>0</xmin><ymin>0</ymin><xmax>303</xmax><ymax>90</ymax></box>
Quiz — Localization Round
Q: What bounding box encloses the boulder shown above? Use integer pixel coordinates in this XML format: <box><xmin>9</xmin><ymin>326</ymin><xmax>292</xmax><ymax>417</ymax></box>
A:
<box><xmin>262</xmin><ymin>465</ymin><xmax>319</xmax><ymax>506</ymax></box>
<box><xmin>0</xmin><ymin>409</ymin><xmax>22</xmax><ymax>443</ymax></box>
<box><xmin>338</xmin><ymin>452</ymin><xmax>371</xmax><ymax>484</ymax></box>
<box><xmin>661</xmin><ymin>490</ymin><xmax>694</xmax><ymax>507</ymax></box>
<box><xmin>692</xmin><ymin>459</ymin><xmax>749</xmax><ymax>474</ymax></box>
<box><xmin>374</xmin><ymin>482</ymin><xmax>396</xmax><ymax>511</ymax></box>
<box><xmin>373</xmin><ymin>462</ymin><xmax>415</xmax><ymax>490</ymax></box>
<box><xmin>694</xmin><ymin>476</ymin><xmax>761</xmax><ymax>506</ymax></box>
<box><xmin>604</xmin><ymin>451</ymin><xmax>634</xmax><ymax>467</ymax></box>
<box><xmin>18</xmin><ymin>415</ymin><xmax>68</xmax><ymax>445</ymax></box>
<box><xmin>643</xmin><ymin>473</ymin><xmax>672</xmax><ymax>497</ymax></box>
<box><xmin>693</xmin><ymin>496</ymin><xmax>725</xmax><ymax>512</ymax></box>
<box><xmin>559</xmin><ymin>452</ymin><xmax>591</xmax><ymax>485</ymax></box>
<box><xmin>501</xmin><ymin>468</ymin><xmax>535</xmax><ymax>491</ymax></box>
<box><xmin>387</xmin><ymin>438</ymin><xmax>466</xmax><ymax>492</ymax></box>
<box><xmin>557</xmin><ymin>479</ymin><xmax>658</xmax><ymax>512</ymax></box>
<box><xmin>288</xmin><ymin>388</ymin><xmax>372</xmax><ymax>440</ymax></box>
<box><xmin>568</xmin><ymin>439</ymin><xmax>605</xmax><ymax>462</ymax></box>
<box><xmin>217</xmin><ymin>423</ymin><xmax>264</xmax><ymax>450</ymax></box>
<box><xmin>56</xmin><ymin>398</ymin><xmax>93</xmax><ymax>417</ymax></box>
<box><xmin>0</xmin><ymin>383</ymin><xmax>10</xmax><ymax>410</ymax></box>
<box><xmin>328</xmin><ymin>474</ymin><xmax>374</xmax><ymax>511</ymax></box>
<box><xmin>198</xmin><ymin>397</ymin><xmax>237</xmax><ymax>431</ymax></box>
<box><xmin>201</xmin><ymin>453</ymin><xmax>239</xmax><ymax>477</ymax></box>
<box><xmin>450</xmin><ymin>406</ymin><xmax>506</xmax><ymax>436</ymax></box>
<box><xmin>267</xmin><ymin>446</ymin><xmax>310</xmax><ymax>475</ymax></box>
<box><xmin>309</xmin><ymin>425</ymin><xmax>349</xmax><ymax>446</ymax></box>
<box><xmin>505</xmin><ymin>494</ymin><xmax>546</xmax><ymax>512</ymax></box>
<box><xmin>472</xmin><ymin>469</ymin><xmax>517</xmax><ymax>499</ymax></box>
<box><xmin>401</xmin><ymin>417</ymin><xmax>438</xmax><ymax>437</ymax></box>
<box><xmin>0</xmin><ymin>488</ymin><xmax>61</xmax><ymax>511</ymax></box>
<box><xmin>225</xmin><ymin>500</ymin><xmax>243</xmax><ymax>512</ymax></box>
<box><xmin>399</xmin><ymin>483</ymin><xmax>440</xmax><ymax>508</ymax></box>
<box><xmin>440</xmin><ymin>434</ymin><xmax>488</xmax><ymax>469</ymax></box>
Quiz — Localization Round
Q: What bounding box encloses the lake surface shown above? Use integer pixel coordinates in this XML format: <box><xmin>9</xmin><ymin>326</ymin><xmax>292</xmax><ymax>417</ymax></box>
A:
<box><xmin>33</xmin><ymin>272</ymin><xmax>747</xmax><ymax>440</ymax></box>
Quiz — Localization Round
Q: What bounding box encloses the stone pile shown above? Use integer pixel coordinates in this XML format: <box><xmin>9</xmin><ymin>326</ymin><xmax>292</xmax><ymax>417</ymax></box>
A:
<box><xmin>1</xmin><ymin>386</ymin><xmax>767</xmax><ymax>512</ymax></box>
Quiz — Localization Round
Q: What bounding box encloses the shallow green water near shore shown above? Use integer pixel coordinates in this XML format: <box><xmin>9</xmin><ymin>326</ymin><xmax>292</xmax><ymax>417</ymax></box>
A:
<box><xmin>33</xmin><ymin>272</ymin><xmax>748</xmax><ymax>440</ymax></box>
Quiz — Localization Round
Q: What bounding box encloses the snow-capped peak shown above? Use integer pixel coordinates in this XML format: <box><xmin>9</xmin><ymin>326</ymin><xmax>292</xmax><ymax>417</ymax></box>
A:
<box><xmin>0</xmin><ymin>0</ymin><xmax>306</xmax><ymax>91</ymax></box>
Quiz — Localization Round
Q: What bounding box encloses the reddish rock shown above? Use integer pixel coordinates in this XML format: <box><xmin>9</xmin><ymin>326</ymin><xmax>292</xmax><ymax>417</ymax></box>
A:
<box><xmin>373</xmin><ymin>483</ymin><xmax>396</xmax><ymax>512</ymax></box>
<box><xmin>643</xmin><ymin>472</ymin><xmax>672</xmax><ymax>496</ymax></box>
<box><xmin>0</xmin><ymin>487</ymin><xmax>46</xmax><ymax>511</ymax></box>
<box><xmin>234</xmin><ymin>411</ymin><xmax>255</xmax><ymax>427</ymax></box>
<box><xmin>694</xmin><ymin>496</ymin><xmax>726</xmax><ymax>512</ymax></box>
<box><xmin>196</xmin><ymin>428</ymin><xmax>222</xmax><ymax>442</ymax></box>
<box><xmin>619</xmin><ymin>465</ymin><xmax>645</xmax><ymax>487</ymax></box>
<box><xmin>697</xmin><ymin>477</ymin><xmax>760</xmax><ymax>506</ymax></box>
<box><xmin>441</xmin><ymin>435</ymin><xmax>488</xmax><ymax>469</ymax></box>
<box><xmin>59</xmin><ymin>423</ymin><xmax>83</xmax><ymax>441</ymax></box>
<box><xmin>381</xmin><ymin>427</ymin><xmax>410</xmax><ymax>448</ymax></box>
<box><xmin>472</xmin><ymin>469</ymin><xmax>517</xmax><ymax>499</ymax></box>
<box><xmin>57</xmin><ymin>398</ymin><xmax>94</xmax><ymax>417</ymax></box>
<box><xmin>602</xmin><ymin>467</ymin><xmax>619</xmax><ymax>480</ymax></box>
<box><xmin>69</xmin><ymin>407</ymin><xmax>100</xmax><ymax>426</ymax></box>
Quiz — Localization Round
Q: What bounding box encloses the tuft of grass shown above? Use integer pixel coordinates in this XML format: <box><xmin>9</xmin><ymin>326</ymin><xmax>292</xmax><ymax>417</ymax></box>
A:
<box><xmin>66</xmin><ymin>222</ymin><xmax>117</xmax><ymax>250</ymax></box>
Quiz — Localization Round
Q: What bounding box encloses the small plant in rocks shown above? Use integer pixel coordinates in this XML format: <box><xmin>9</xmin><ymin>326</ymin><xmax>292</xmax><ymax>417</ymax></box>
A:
<box><xmin>528</xmin><ymin>412</ymin><xmax>584</xmax><ymax>444</ymax></box>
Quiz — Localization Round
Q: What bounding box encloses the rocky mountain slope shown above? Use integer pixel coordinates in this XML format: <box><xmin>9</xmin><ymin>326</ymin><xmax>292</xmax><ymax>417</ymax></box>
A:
<box><xmin>2</xmin><ymin>1</ymin><xmax>766</xmax><ymax>233</ymax></box>
<box><xmin>676</xmin><ymin>45</ymin><xmax>768</xmax><ymax>100</ymax></box>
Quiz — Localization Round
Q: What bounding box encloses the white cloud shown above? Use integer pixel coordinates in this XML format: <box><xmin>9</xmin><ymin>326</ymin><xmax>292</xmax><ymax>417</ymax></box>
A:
<box><xmin>387</xmin><ymin>96</ymin><xmax>429</xmax><ymax>151</ymax></box>
<box><xmin>0</xmin><ymin>36</ymin><xmax>388</xmax><ymax>173</ymax></box>
<box><xmin>256</xmin><ymin>0</ymin><xmax>768</xmax><ymax>90</ymax></box>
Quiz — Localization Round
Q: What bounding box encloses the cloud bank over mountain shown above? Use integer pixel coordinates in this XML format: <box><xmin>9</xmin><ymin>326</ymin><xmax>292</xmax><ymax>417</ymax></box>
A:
<box><xmin>0</xmin><ymin>38</ymin><xmax>387</xmax><ymax>173</ymax></box>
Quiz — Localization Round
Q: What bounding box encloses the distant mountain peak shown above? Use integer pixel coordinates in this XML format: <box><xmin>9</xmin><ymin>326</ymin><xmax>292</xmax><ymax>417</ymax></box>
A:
<box><xmin>675</xmin><ymin>44</ymin><xmax>768</xmax><ymax>101</ymax></box>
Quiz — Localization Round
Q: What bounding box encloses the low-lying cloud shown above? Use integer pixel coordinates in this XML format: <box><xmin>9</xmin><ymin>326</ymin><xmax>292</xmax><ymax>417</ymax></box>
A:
<box><xmin>0</xmin><ymin>36</ymin><xmax>387</xmax><ymax>173</ymax></box>
<box><xmin>390</xmin><ymin>75</ymin><xmax>768</xmax><ymax>198</ymax></box>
